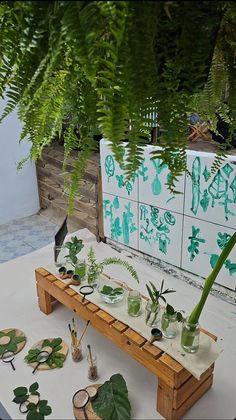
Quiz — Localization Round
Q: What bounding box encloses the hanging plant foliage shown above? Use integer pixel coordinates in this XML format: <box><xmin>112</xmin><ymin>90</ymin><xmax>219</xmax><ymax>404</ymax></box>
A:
<box><xmin>0</xmin><ymin>1</ymin><xmax>235</xmax><ymax>209</ymax></box>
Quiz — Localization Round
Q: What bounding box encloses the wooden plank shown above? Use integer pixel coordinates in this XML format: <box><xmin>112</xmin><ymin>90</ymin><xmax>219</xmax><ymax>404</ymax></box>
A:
<box><xmin>65</xmin><ymin>288</ymin><xmax>77</xmax><ymax>297</ymax></box>
<box><xmin>112</xmin><ymin>321</ymin><xmax>128</xmax><ymax>333</ymax></box>
<box><xmin>174</xmin><ymin>375</ymin><xmax>213</xmax><ymax>419</ymax></box>
<box><xmin>86</xmin><ymin>303</ymin><xmax>100</xmax><ymax>313</ymax></box>
<box><xmin>157</xmin><ymin>379</ymin><xmax>175</xmax><ymax>420</ymax></box>
<box><xmin>173</xmin><ymin>366</ymin><xmax>213</xmax><ymax>409</ymax></box>
<box><xmin>124</xmin><ymin>329</ymin><xmax>146</xmax><ymax>347</ymax></box>
<box><xmin>36</xmin><ymin>284</ymin><xmax>53</xmax><ymax>315</ymax></box>
<box><xmin>97</xmin><ymin>310</ymin><xmax>116</xmax><ymax>325</ymax></box>
<box><xmin>142</xmin><ymin>342</ymin><xmax>163</xmax><ymax>359</ymax></box>
<box><xmin>35</xmin><ymin>268</ymin><xmax>50</xmax><ymax>277</ymax></box>
<box><xmin>54</xmin><ymin>280</ymin><xmax>67</xmax><ymax>290</ymax></box>
<box><xmin>74</xmin><ymin>294</ymin><xmax>89</xmax><ymax>306</ymax></box>
<box><xmin>46</xmin><ymin>274</ymin><xmax>57</xmax><ymax>283</ymax></box>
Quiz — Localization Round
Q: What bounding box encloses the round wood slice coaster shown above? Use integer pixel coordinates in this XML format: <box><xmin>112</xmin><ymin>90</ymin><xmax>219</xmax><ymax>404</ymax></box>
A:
<box><xmin>73</xmin><ymin>384</ymin><xmax>102</xmax><ymax>420</ymax></box>
<box><xmin>0</xmin><ymin>328</ymin><xmax>26</xmax><ymax>358</ymax></box>
<box><xmin>27</xmin><ymin>338</ymin><xmax>68</xmax><ymax>370</ymax></box>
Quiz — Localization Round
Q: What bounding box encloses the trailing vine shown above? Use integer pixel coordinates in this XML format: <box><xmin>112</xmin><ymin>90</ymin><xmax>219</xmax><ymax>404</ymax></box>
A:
<box><xmin>0</xmin><ymin>1</ymin><xmax>235</xmax><ymax>207</ymax></box>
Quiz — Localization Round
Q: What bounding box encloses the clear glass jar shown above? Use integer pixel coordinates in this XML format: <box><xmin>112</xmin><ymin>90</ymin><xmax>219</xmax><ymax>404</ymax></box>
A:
<box><xmin>127</xmin><ymin>290</ymin><xmax>142</xmax><ymax>317</ymax></box>
<box><xmin>71</xmin><ymin>341</ymin><xmax>82</xmax><ymax>362</ymax></box>
<box><xmin>145</xmin><ymin>300</ymin><xmax>160</xmax><ymax>327</ymax></box>
<box><xmin>87</xmin><ymin>266</ymin><xmax>100</xmax><ymax>287</ymax></box>
<box><xmin>161</xmin><ymin>312</ymin><xmax>177</xmax><ymax>338</ymax></box>
<box><xmin>181</xmin><ymin>319</ymin><xmax>200</xmax><ymax>353</ymax></box>
<box><xmin>74</xmin><ymin>259</ymin><xmax>87</xmax><ymax>281</ymax></box>
<box><xmin>53</xmin><ymin>245</ymin><xmax>67</xmax><ymax>268</ymax></box>
<box><xmin>87</xmin><ymin>353</ymin><xmax>98</xmax><ymax>381</ymax></box>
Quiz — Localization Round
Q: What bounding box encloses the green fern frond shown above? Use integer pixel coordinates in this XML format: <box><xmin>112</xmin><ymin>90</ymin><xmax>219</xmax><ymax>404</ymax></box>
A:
<box><xmin>102</xmin><ymin>257</ymin><xmax>139</xmax><ymax>283</ymax></box>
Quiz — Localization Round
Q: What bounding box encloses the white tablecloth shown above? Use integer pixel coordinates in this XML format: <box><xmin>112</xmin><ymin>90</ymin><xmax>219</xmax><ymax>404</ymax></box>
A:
<box><xmin>0</xmin><ymin>228</ymin><xmax>236</xmax><ymax>419</ymax></box>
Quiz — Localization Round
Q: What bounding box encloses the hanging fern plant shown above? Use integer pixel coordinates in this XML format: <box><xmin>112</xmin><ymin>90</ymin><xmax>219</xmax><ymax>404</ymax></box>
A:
<box><xmin>0</xmin><ymin>1</ymin><xmax>235</xmax><ymax>210</ymax></box>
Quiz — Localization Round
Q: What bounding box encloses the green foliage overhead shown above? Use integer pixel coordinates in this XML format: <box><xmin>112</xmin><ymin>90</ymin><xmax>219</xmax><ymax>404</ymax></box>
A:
<box><xmin>0</xmin><ymin>1</ymin><xmax>236</xmax><ymax>206</ymax></box>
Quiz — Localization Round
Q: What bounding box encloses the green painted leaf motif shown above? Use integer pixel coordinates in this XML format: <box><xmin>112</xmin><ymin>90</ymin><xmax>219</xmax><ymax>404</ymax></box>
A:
<box><xmin>208</xmin><ymin>170</ymin><xmax>227</xmax><ymax>204</ymax></box>
<box><xmin>92</xmin><ymin>374</ymin><xmax>131</xmax><ymax>420</ymax></box>
<box><xmin>209</xmin><ymin>254</ymin><xmax>219</xmax><ymax>268</ymax></box>
<box><xmin>105</xmin><ymin>155</ymin><xmax>115</xmax><ymax>181</ymax></box>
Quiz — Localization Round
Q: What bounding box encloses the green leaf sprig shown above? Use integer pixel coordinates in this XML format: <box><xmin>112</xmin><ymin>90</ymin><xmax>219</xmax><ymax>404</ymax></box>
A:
<box><xmin>0</xmin><ymin>330</ymin><xmax>26</xmax><ymax>356</ymax></box>
<box><xmin>64</xmin><ymin>237</ymin><xmax>84</xmax><ymax>267</ymax></box>
<box><xmin>100</xmin><ymin>285</ymin><xmax>124</xmax><ymax>296</ymax></box>
<box><xmin>24</xmin><ymin>338</ymin><xmax>65</xmax><ymax>369</ymax></box>
<box><xmin>146</xmin><ymin>280</ymin><xmax>175</xmax><ymax>312</ymax></box>
<box><xmin>161</xmin><ymin>303</ymin><xmax>184</xmax><ymax>331</ymax></box>
<box><xmin>13</xmin><ymin>382</ymin><xmax>52</xmax><ymax>420</ymax></box>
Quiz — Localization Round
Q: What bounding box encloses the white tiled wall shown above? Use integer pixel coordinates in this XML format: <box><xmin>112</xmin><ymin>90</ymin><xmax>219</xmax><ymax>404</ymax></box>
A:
<box><xmin>100</xmin><ymin>139</ymin><xmax>236</xmax><ymax>291</ymax></box>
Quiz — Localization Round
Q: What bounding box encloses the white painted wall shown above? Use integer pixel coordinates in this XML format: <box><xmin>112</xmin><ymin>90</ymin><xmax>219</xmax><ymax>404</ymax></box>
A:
<box><xmin>0</xmin><ymin>99</ymin><xmax>39</xmax><ymax>225</ymax></box>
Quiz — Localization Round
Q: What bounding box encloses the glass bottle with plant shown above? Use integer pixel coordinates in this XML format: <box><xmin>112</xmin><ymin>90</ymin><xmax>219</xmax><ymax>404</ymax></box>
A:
<box><xmin>145</xmin><ymin>280</ymin><xmax>175</xmax><ymax>327</ymax></box>
<box><xmin>161</xmin><ymin>304</ymin><xmax>183</xmax><ymax>339</ymax></box>
<box><xmin>86</xmin><ymin>246</ymin><xmax>139</xmax><ymax>287</ymax></box>
<box><xmin>64</xmin><ymin>237</ymin><xmax>86</xmax><ymax>279</ymax></box>
<box><xmin>181</xmin><ymin>232</ymin><xmax>236</xmax><ymax>353</ymax></box>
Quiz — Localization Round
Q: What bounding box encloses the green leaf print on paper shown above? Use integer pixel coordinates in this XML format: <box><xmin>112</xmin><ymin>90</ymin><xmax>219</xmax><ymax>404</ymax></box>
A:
<box><xmin>113</xmin><ymin>196</ymin><xmax>120</xmax><ymax>210</ymax></box>
<box><xmin>222</xmin><ymin>163</ymin><xmax>233</xmax><ymax>178</ymax></box>
<box><xmin>116</xmin><ymin>174</ymin><xmax>125</xmax><ymax>188</ymax></box>
<box><xmin>191</xmin><ymin>157</ymin><xmax>201</xmax><ymax>215</ymax></box>
<box><xmin>230</xmin><ymin>175</ymin><xmax>236</xmax><ymax>203</ymax></box>
<box><xmin>125</xmin><ymin>181</ymin><xmax>133</xmax><ymax>195</ymax></box>
<box><xmin>122</xmin><ymin>203</ymin><xmax>137</xmax><ymax>245</ymax></box>
<box><xmin>218</xmin><ymin>194</ymin><xmax>235</xmax><ymax>221</ymax></box>
<box><xmin>138</xmin><ymin>160</ymin><xmax>148</xmax><ymax>182</ymax></box>
<box><xmin>105</xmin><ymin>155</ymin><xmax>115</xmax><ymax>182</ymax></box>
<box><xmin>225</xmin><ymin>259</ymin><xmax>236</xmax><ymax>275</ymax></box>
<box><xmin>140</xmin><ymin>204</ymin><xmax>148</xmax><ymax>221</ymax></box>
<box><xmin>164</xmin><ymin>211</ymin><xmax>176</xmax><ymax>226</ymax></box>
<box><xmin>217</xmin><ymin>232</ymin><xmax>231</xmax><ymax>249</ymax></box>
<box><xmin>111</xmin><ymin>217</ymin><xmax>122</xmax><ymax>241</ymax></box>
<box><xmin>188</xmin><ymin>226</ymin><xmax>206</xmax><ymax>261</ymax></box>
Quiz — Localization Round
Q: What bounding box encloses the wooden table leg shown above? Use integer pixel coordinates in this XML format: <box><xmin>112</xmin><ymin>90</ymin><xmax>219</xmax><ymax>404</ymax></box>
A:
<box><xmin>36</xmin><ymin>283</ymin><xmax>53</xmax><ymax>315</ymax></box>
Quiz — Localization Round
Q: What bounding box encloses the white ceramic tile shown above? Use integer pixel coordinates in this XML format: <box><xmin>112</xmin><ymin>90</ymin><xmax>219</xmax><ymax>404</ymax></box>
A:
<box><xmin>103</xmin><ymin>193</ymin><xmax>138</xmax><ymax>249</ymax></box>
<box><xmin>181</xmin><ymin>216</ymin><xmax>236</xmax><ymax>290</ymax></box>
<box><xmin>138</xmin><ymin>145</ymin><xmax>185</xmax><ymax>213</ymax></box>
<box><xmin>184</xmin><ymin>151</ymin><xmax>236</xmax><ymax>228</ymax></box>
<box><xmin>138</xmin><ymin>202</ymin><xmax>183</xmax><ymax>267</ymax></box>
<box><xmin>100</xmin><ymin>139</ymin><xmax>138</xmax><ymax>201</ymax></box>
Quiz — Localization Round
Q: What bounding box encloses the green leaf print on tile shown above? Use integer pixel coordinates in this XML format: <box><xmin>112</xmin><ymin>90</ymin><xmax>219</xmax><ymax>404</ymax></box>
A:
<box><xmin>122</xmin><ymin>202</ymin><xmax>137</xmax><ymax>245</ymax></box>
<box><xmin>151</xmin><ymin>159</ymin><xmax>167</xmax><ymax>196</ymax></box>
<box><xmin>225</xmin><ymin>259</ymin><xmax>236</xmax><ymax>275</ymax></box>
<box><xmin>113</xmin><ymin>196</ymin><xmax>120</xmax><ymax>210</ymax></box>
<box><xmin>217</xmin><ymin>232</ymin><xmax>231</xmax><ymax>249</ymax></box>
<box><xmin>140</xmin><ymin>204</ymin><xmax>148</xmax><ymax>221</ymax></box>
<box><xmin>157</xmin><ymin>233</ymin><xmax>170</xmax><ymax>255</ymax></box>
<box><xmin>111</xmin><ymin>217</ymin><xmax>122</xmax><ymax>241</ymax></box>
<box><xmin>200</xmin><ymin>189</ymin><xmax>210</xmax><ymax>212</ymax></box>
<box><xmin>203</xmin><ymin>165</ymin><xmax>211</xmax><ymax>182</ymax></box>
<box><xmin>164</xmin><ymin>211</ymin><xmax>176</xmax><ymax>226</ymax></box>
<box><xmin>230</xmin><ymin>175</ymin><xmax>236</xmax><ymax>203</ymax></box>
<box><xmin>103</xmin><ymin>200</ymin><xmax>112</xmax><ymax>218</ymax></box>
<box><xmin>222</xmin><ymin>163</ymin><xmax>233</xmax><ymax>178</ymax></box>
<box><xmin>191</xmin><ymin>157</ymin><xmax>201</xmax><ymax>215</ymax></box>
<box><xmin>116</xmin><ymin>174</ymin><xmax>125</xmax><ymax>188</ymax></box>
<box><xmin>125</xmin><ymin>181</ymin><xmax>133</xmax><ymax>195</ymax></box>
<box><xmin>208</xmin><ymin>170</ymin><xmax>227</xmax><ymax>208</ymax></box>
<box><xmin>105</xmin><ymin>155</ymin><xmax>115</xmax><ymax>182</ymax></box>
<box><xmin>218</xmin><ymin>193</ymin><xmax>235</xmax><ymax>221</ymax></box>
<box><xmin>188</xmin><ymin>226</ymin><xmax>206</xmax><ymax>261</ymax></box>
<box><xmin>139</xmin><ymin>160</ymin><xmax>148</xmax><ymax>182</ymax></box>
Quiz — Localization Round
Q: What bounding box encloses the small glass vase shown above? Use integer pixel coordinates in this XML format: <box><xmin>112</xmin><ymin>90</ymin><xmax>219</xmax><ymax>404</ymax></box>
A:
<box><xmin>87</xmin><ymin>353</ymin><xmax>98</xmax><ymax>381</ymax></box>
<box><xmin>74</xmin><ymin>259</ymin><xmax>87</xmax><ymax>281</ymax></box>
<box><xmin>161</xmin><ymin>312</ymin><xmax>177</xmax><ymax>339</ymax></box>
<box><xmin>53</xmin><ymin>245</ymin><xmax>68</xmax><ymax>268</ymax></box>
<box><xmin>87</xmin><ymin>267</ymin><xmax>100</xmax><ymax>287</ymax></box>
<box><xmin>71</xmin><ymin>341</ymin><xmax>82</xmax><ymax>362</ymax></box>
<box><xmin>145</xmin><ymin>300</ymin><xmax>160</xmax><ymax>327</ymax></box>
<box><xmin>181</xmin><ymin>319</ymin><xmax>200</xmax><ymax>353</ymax></box>
<box><xmin>127</xmin><ymin>290</ymin><xmax>142</xmax><ymax>317</ymax></box>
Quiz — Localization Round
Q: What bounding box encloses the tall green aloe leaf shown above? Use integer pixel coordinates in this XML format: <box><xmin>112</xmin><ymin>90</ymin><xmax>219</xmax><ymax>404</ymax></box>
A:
<box><xmin>188</xmin><ymin>232</ymin><xmax>236</xmax><ymax>325</ymax></box>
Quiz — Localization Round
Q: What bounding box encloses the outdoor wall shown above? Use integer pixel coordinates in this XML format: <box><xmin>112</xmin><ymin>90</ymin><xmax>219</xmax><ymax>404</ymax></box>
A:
<box><xmin>100</xmin><ymin>139</ymin><xmax>236</xmax><ymax>291</ymax></box>
<box><xmin>0</xmin><ymin>99</ymin><xmax>39</xmax><ymax>225</ymax></box>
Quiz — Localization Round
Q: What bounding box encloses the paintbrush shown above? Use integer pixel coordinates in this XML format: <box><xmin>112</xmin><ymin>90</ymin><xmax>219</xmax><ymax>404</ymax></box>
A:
<box><xmin>87</xmin><ymin>344</ymin><xmax>94</xmax><ymax>368</ymax></box>
<box><xmin>78</xmin><ymin>320</ymin><xmax>90</xmax><ymax>344</ymax></box>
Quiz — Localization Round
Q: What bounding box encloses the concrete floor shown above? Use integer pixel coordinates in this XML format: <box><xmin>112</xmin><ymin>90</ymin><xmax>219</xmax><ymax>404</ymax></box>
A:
<box><xmin>0</xmin><ymin>208</ymin><xmax>79</xmax><ymax>263</ymax></box>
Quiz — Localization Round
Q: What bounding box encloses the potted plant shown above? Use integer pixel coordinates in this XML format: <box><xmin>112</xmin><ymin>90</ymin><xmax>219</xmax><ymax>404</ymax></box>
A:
<box><xmin>181</xmin><ymin>232</ymin><xmax>236</xmax><ymax>353</ymax></box>
<box><xmin>161</xmin><ymin>304</ymin><xmax>183</xmax><ymax>339</ymax></box>
<box><xmin>64</xmin><ymin>237</ymin><xmax>86</xmax><ymax>279</ymax></box>
<box><xmin>86</xmin><ymin>246</ymin><xmax>139</xmax><ymax>287</ymax></box>
<box><xmin>145</xmin><ymin>280</ymin><xmax>175</xmax><ymax>327</ymax></box>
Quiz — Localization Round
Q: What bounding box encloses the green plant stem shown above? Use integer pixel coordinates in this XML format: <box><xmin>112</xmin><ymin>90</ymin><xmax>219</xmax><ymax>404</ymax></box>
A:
<box><xmin>188</xmin><ymin>232</ymin><xmax>236</xmax><ymax>325</ymax></box>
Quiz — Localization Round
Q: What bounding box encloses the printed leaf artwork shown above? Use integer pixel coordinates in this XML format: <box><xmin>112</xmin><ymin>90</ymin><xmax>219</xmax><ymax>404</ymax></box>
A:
<box><xmin>203</xmin><ymin>165</ymin><xmax>211</xmax><ymax>182</ymax></box>
<box><xmin>111</xmin><ymin>217</ymin><xmax>122</xmax><ymax>241</ymax></box>
<box><xmin>200</xmin><ymin>189</ymin><xmax>210</xmax><ymax>212</ymax></box>
<box><xmin>113</xmin><ymin>196</ymin><xmax>120</xmax><ymax>209</ymax></box>
<box><xmin>225</xmin><ymin>259</ymin><xmax>236</xmax><ymax>275</ymax></box>
<box><xmin>105</xmin><ymin>155</ymin><xmax>115</xmax><ymax>182</ymax></box>
<box><xmin>230</xmin><ymin>175</ymin><xmax>236</xmax><ymax>203</ymax></box>
<box><xmin>116</xmin><ymin>174</ymin><xmax>125</xmax><ymax>189</ymax></box>
<box><xmin>138</xmin><ymin>160</ymin><xmax>148</xmax><ymax>182</ymax></box>
<box><xmin>208</xmin><ymin>170</ymin><xmax>227</xmax><ymax>207</ymax></box>
<box><xmin>188</xmin><ymin>226</ymin><xmax>206</xmax><ymax>261</ymax></box>
<box><xmin>222</xmin><ymin>163</ymin><xmax>233</xmax><ymax>178</ymax></box>
<box><xmin>191</xmin><ymin>157</ymin><xmax>201</xmax><ymax>215</ymax></box>
<box><xmin>125</xmin><ymin>181</ymin><xmax>132</xmax><ymax>195</ymax></box>
<box><xmin>217</xmin><ymin>232</ymin><xmax>231</xmax><ymax>249</ymax></box>
<box><xmin>92</xmin><ymin>374</ymin><xmax>131</xmax><ymax>420</ymax></box>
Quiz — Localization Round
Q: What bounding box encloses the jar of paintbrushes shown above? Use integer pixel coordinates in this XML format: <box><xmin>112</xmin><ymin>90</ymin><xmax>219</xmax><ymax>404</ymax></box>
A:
<box><xmin>69</xmin><ymin>319</ymin><xmax>91</xmax><ymax>362</ymax></box>
<box><xmin>87</xmin><ymin>344</ymin><xmax>98</xmax><ymax>381</ymax></box>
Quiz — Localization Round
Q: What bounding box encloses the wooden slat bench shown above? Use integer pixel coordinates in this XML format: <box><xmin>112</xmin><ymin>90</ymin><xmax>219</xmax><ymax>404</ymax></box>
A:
<box><xmin>35</xmin><ymin>267</ymin><xmax>216</xmax><ymax>420</ymax></box>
